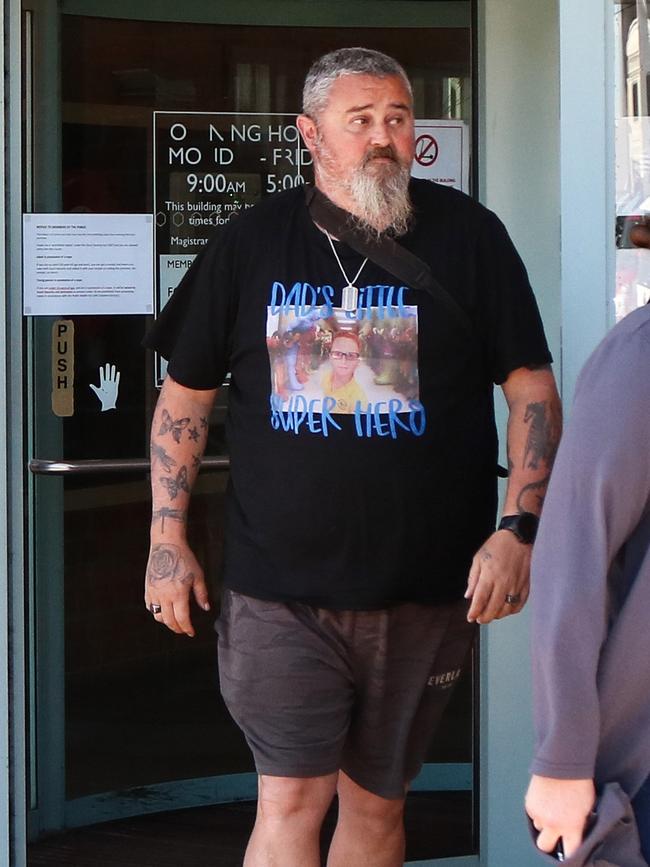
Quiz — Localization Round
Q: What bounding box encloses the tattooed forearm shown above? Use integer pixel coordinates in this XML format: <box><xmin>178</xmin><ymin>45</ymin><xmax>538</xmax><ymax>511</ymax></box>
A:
<box><xmin>149</xmin><ymin>379</ymin><xmax>215</xmax><ymax>547</ymax></box>
<box><xmin>158</xmin><ymin>408</ymin><xmax>190</xmax><ymax>443</ymax></box>
<box><xmin>502</xmin><ymin>369</ymin><xmax>562</xmax><ymax>519</ymax></box>
<box><xmin>151</xmin><ymin>442</ymin><xmax>177</xmax><ymax>473</ymax></box>
<box><xmin>516</xmin><ymin>475</ymin><xmax>550</xmax><ymax>514</ymax></box>
<box><xmin>147</xmin><ymin>543</ymin><xmax>194</xmax><ymax>586</ymax></box>
<box><xmin>160</xmin><ymin>466</ymin><xmax>189</xmax><ymax>500</ymax></box>
<box><xmin>153</xmin><ymin>507</ymin><xmax>186</xmax><ymax>533</ymax></box>
<box><xmin>522</xmin><ymin>401</ymin><xmax>560</xmax><ymax>471</ymax></box>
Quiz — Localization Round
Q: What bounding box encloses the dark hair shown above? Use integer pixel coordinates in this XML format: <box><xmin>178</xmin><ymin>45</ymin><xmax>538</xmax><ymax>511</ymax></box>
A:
<box><xmin>302</xmin><ymin>47</ymin><xmax>411</xmax><ymax>119</ymax></box>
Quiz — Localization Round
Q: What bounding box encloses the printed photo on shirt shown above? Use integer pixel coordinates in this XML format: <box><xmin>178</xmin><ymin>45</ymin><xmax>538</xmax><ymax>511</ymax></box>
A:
<box><xmin>266</xmin><ymin>306</ymin><xmax>419</xmax><ymax>415</ymax></box>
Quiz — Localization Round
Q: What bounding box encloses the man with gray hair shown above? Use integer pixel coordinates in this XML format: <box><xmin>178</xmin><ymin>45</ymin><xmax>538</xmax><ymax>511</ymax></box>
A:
<box><xmin>144</xmin><ymin>47</ymin><xmax>560</xmax><ymax>865</ymax></box>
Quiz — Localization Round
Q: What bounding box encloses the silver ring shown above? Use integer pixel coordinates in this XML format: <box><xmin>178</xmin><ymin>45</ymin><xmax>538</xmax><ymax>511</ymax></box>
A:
<box><xmin>505</xmin><ymin>594</ymin><xmax>521</xmax><ymax>605</ymax></box>
<box><xmin>150</xmin><ymin>603</ymin><xmax>162</xmax><ymax>615</ymax></box>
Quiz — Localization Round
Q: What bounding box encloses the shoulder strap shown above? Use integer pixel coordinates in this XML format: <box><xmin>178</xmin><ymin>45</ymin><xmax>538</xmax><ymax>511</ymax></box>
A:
<box><xmin>305</xmin><ymin>185</ymin><xmax>473</xmax><ymax>336</ymax></box>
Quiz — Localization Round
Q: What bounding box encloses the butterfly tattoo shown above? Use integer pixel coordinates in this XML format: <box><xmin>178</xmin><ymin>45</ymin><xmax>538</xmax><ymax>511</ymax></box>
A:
<box><xmin>160</xmin><ymin>465</ymin><xmax>189</xmax><ymax>500</ymax></box>
<box><xmin>151</xmin><ymin>443</ymin><xmax>177</xmax><ymax>473</ymax></box>
<box><xmin>158</xmin><ymin>409</ymin><xmax>190</xmax><ymax>444</ymax></box>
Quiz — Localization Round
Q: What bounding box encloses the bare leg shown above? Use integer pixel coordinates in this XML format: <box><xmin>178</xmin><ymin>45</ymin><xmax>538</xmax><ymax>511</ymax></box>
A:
<box><xmin>244</xmin><ymin>773</ymin><xmax>338</xmax><ymax>867</ymax></box>
<box><xmin>326</xmin><ymin>771</ymin><xmax>406</xmax><ymax>867</ymax></box>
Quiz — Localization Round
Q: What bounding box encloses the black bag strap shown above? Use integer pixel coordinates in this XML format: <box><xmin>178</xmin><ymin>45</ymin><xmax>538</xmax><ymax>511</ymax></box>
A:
<box><xmin>305</xmin><ymin>185</ymin><xmax>474</xmax><ymax>337</ymax></box>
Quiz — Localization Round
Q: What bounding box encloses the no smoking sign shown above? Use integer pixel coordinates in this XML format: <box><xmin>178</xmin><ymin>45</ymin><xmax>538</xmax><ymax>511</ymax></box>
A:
<box><xmin>411</xmin><ymin>120</ymin><xmax>469</xmax><ymax>192</ymax></box>
<box><xmin>415</xmin><ymin>134</ymin><xmax>439</xmax><ymax>167</ymax></box>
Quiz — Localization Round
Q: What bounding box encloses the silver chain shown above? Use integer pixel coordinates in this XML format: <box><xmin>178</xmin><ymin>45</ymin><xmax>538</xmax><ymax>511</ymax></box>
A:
<box><xmin>325</xmin><ymin>231</ymin><xmax>368</xmax><ymax>312</ymax></box>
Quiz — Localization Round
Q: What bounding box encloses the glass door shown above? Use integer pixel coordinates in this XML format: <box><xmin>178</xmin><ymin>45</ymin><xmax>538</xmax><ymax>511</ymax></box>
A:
<box><xmin>25</xmin><ymin>2</ymin><xmax>477</xmax><ymax>862</ymax></box>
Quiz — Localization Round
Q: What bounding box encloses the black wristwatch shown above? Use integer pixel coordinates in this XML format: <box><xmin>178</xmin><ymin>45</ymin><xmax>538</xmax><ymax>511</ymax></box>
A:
<box><xmin>497</xmin><ymin>512</ymin><xmax>539</xmax><ymax>544</ymax></box>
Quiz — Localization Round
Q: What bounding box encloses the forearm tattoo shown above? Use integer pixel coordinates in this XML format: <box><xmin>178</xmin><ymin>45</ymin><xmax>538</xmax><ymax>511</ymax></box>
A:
<box><xmin>160</xmin><ymin>466</ymin><xmax>189</xmax><ymax>500</ymax></box>
<box><xmin>523</xmin><ymin>402</ymin><xmax>557</xmax><ymax>470</ymax></box>
<box><xmin>516</xmin><ymin>399</ymin><xmax>561</xmax><ymax>513</ymax></box>
<box><xmin>151</xmin><ymin>443</ymin><xmax>177</xmax><ymax>472</ymax></box>
<box><xmin>147</xmin><ymin>543</ymin><xmax>194</xmax><ymax>586</ymax></box>
<box><xmin>150</xmin><ymin>400</ymin><xmax>210</xmax><ymax>533</ymax></box>
<box><xmin>158</xmin><ymin>409</ymin><xmax>190</xmax><ymax>443</ymax></box>
<box><xmin>153</xmin><ymin>507</ymin><xmax>186</xmax><ymax>533</ymax></box>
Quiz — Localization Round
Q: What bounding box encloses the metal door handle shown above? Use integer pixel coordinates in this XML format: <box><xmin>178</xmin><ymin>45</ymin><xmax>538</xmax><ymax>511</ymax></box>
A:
<box><xmin>28</xmin><ymin>456</ymin><xmax>230</xmax><ymax>475</ymax></box>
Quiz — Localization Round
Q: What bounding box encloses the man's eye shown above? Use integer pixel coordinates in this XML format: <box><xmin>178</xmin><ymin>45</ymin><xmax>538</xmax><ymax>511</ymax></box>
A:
<box><xmin>388</xmin><ymin>116</ymin><xmax>405</xmax><ymax>126</ymax></box>
<box><xmin>351</xmin><ymin>117</ymin><xmax>369</xmax><ymax>125</ymax></box>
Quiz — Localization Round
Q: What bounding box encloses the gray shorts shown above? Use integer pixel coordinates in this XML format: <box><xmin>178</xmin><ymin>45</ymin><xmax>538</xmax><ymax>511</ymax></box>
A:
<box><xmin>216</xmin><ymin>589</ymin><xmax>476</xmax><ymax>799</ymax></box>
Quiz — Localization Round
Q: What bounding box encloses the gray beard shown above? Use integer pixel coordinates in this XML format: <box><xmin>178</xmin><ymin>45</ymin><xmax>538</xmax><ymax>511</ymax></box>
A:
<box><xmin>346</xmin><ymin>162</ymin><xmax>413</xmax><ymax>240</ymax></box>
<box><xmin>315</xmin><ymin>144</ymin><xmax>413</xmax><ymax>239</ymax></box>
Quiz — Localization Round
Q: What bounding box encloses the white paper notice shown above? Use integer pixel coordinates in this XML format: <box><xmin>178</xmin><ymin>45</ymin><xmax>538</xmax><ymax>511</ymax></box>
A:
<box><xmin>23</xmin><ymin>213</ymin><xmax>154</xmax><ymax>316</ymax></box>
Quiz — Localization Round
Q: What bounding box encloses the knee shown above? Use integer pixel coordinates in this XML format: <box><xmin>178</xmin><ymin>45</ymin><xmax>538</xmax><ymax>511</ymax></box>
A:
<box><xmin>337</xmin><ymin>776</ymin><xmax>405</xmax><ymax>834</ymax></box>
<box><xmin>257</xmin><ymin>774</ymin><xmax>336</xmax><ymax>828</ymax></box>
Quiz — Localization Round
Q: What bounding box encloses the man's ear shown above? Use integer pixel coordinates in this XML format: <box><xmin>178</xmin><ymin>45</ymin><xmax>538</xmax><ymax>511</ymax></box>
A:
<box><xmin>296</xmin><ymin>114</ymin><xmax>318</xmax><ymax>152</ymax></box>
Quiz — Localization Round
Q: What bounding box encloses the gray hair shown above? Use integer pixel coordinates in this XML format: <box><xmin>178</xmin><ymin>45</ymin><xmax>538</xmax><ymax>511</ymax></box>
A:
<box><xmin>302</xmin><ymin>47</ymin><xmax>412</xmax><ymax>119</ymax></box>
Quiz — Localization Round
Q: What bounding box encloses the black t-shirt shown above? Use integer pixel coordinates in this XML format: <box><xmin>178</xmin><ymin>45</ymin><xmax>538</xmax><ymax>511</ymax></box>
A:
<box><xmin>146</xmin><ymin>179</ymin><xmax>552</xmax><ymax>609</ymax></box>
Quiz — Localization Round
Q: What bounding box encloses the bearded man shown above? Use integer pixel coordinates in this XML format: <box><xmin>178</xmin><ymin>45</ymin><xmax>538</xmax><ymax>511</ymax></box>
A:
<box><xmin>143</xmin><ymin>48</ymin><xmax>560</xmax><ymax>867</ymax></box>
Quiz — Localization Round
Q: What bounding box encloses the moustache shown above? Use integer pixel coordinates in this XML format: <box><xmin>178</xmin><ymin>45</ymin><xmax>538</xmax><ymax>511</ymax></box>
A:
<box><xmin>362</xmin><ymin>146</ymin><xmax>398</xmax><ymax>166</ymax></box>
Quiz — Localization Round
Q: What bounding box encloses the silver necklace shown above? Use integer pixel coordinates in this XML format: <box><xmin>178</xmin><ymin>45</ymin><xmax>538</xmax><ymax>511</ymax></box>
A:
<box><xmin>325</xmin><ymin>231</ymin><xmax>368</xmax><ymax>313</ymax></box>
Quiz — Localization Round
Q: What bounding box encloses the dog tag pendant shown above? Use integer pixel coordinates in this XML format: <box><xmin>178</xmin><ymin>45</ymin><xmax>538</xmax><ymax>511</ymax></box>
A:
<box><xmin>341</xmin><ymin>284</ymin><xmax>358</xmax><ymax>313</ymax></box>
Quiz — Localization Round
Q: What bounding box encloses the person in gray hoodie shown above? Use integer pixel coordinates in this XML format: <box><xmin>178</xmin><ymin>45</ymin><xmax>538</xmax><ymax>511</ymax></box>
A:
<box><xmin>525</xmin><ymin>219</ymin><xmax>650</xmax><ymax>865</ymax></box>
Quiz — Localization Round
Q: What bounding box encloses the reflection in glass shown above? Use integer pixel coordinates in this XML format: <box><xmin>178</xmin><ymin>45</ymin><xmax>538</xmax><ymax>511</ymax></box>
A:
<box><xmin>615</xmin><ymin>1</ymin><xmax>650</xmax><ymax>318</ymax></box>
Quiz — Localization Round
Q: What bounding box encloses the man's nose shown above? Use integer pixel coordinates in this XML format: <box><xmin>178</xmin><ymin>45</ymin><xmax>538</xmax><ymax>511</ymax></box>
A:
<box><xmin>369</xmin><ymin>121</ymin><xmax>391</xmax><ymax>146</ymax></box>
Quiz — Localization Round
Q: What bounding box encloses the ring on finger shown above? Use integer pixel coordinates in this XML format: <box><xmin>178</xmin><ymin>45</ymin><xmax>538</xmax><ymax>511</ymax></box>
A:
<box><xmin>505</xmin><ymin>593</ymin><xmax>521</xmax><ymax>605</ymax></box>
<box><xmin>149</xmin><ymin>603</ymin><xmax>162</xmax><ymax>615</ymax></box>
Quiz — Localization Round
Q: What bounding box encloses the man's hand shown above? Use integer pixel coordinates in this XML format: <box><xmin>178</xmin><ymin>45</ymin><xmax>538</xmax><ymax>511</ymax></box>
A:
<box><xmin>526</xmin><ymin>774</ymin><xmax>596</xmax><ymax>859</ymax></box>
<box><xmin>144</xmin><ymin>540</ymin><xmax>210</xmax><ymax>637</ymax></box>
<box><xmin>465</xmin><ymin>529</ymin><xmax>531</xmax><ymax>623</ymax></box>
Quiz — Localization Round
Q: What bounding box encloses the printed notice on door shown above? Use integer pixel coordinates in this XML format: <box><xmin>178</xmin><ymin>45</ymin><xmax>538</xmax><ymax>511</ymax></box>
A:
<box><xmin>23</xmin><ymin>213</ymin><xmax>154</xmax><ymax>316</ymax></box>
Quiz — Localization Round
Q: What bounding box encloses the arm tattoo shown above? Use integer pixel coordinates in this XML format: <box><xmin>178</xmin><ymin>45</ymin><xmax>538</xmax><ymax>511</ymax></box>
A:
<box><xmin>159</xmin><ymin>466</ymin><xmax>189</xmax><ymax>500</ymax></box>
<box><xmin>158</xmin><ymin>408</ymin><xmax>190</xmax><ymax>443</ymax></box>
<box><xmin>151</xmin><ymin>442</ymin><xmax>177</xmax><ymax>473</ymax></box>
<box><xmin>522</xmin><ymin>401</ymin><xmax>558</xmax><ymax>470</ymax></box>
<box><xmin>516</xmin><ymin>475</ymin><xmax>550</xmax><ymax>514</ymax></box>
<box><xmin>147</xmin><ymin>543</ymin><xmax>193</xmax><ymax>586</ymax></box>
<box><xmin>153</xmin><ymin>507</ymin><xmax>186</xmax><ymax>533</ymax></box>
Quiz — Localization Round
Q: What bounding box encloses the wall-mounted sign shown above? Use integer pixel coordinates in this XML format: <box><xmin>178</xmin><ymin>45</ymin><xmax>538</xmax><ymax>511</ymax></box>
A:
<box><xmin>23</xmin><ymin>213</ymin><xmax>154</xmax><ymax>316</ymax></box>
<box><xmin>412</xmin><ymin>119</ymin><xmax>469</xmax><ymax>193</ymax></box>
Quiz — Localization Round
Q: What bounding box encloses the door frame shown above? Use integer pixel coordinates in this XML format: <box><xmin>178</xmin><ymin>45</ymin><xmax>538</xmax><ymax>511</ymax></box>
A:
<box><xmin>14</xmin><ymin>2</ymin><xmax>479</xmax><ymax>866</ymax></box>
<box><xmin>477</xmin><ymin>1</ymin><xmax>614</xmax><ymax>865</ymax></box>
<box><xmin>4</xmin><ymin>0</ymin><xmax>618</xmax><ymax>865</ymax></box>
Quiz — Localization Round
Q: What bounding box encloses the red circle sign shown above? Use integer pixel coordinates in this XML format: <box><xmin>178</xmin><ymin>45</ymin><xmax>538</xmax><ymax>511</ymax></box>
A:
<box><xmin>415</xmin><ymin>134</ymin><xmax>439</xmax><ymax>166</ymax></box>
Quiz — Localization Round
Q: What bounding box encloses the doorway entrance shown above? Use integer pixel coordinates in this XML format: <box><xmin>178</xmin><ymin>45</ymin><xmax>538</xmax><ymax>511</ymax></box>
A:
<box><xmin>24</xmin><ymin>2</ymin><xmax>477</xmax><ymax>864</ymax></box>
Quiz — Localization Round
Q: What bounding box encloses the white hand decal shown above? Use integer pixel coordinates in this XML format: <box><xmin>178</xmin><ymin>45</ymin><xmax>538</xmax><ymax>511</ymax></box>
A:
<box><xmin>89</xmin><ymin>363</ymin><xmax>120</xmax><ymax>411</ymax></box>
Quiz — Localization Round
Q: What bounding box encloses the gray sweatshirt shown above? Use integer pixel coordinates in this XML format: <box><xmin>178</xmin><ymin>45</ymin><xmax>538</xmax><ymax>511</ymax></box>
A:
<box><xmin>530</xmin><ymin>303</ymin><xmax>650</xmax><ymax>798</ymax></box>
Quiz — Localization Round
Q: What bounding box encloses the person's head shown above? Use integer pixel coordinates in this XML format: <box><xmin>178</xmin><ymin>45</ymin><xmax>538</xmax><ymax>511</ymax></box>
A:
<box><xmin>297</xmin><ymin>48</ymin><xmax>414</xmax><ymax>238</ymax></box>
<box><xmin>329</xmin><ymin>331</ymin><xmax>362</xmax><ymax>384</ymax></box>
<box><xmin>630</xmin><ymin>216</ymin><xmax>650</xmax><ymax>250</ymax></box>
